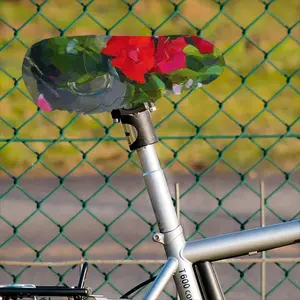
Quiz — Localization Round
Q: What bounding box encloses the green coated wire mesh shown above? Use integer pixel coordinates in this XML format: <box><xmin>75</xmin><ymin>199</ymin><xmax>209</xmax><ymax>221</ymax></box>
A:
<box><xmin>0</xmin><ymin>0</ymin><xmax>299</xmax><ymax>299</ymax></box>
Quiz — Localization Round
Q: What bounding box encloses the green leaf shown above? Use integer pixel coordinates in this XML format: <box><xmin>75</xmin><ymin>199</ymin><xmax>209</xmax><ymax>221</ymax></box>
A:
<box><xmin>123</xmin><ymin>83</ymin><xmax>135</xmax><ymax>106</ymax></box>
<box><xmin>82</xmin><ymin>36</ymin><xmax>110</xmax><ymax>53</ymax></box>
<box><xmin>183</xmin><ymin>44</ymin><xmax>224</xmax><ymax>70</ymax></box>
<box><xmin>126</xmin><ymin>87</ymin><xmax>150</xmax><ymax>109</ymax></box>
<box><xmin>169</xmin><ymin>68</ymin><xmax>199</xmax><ymax>83</ymax></box>
<box><xmin>201</xmin><ymin>57</ymin><xmax>219</xmax><ymax>66</ymax></box>
<box><xmin>170</xmin><ymin>68</ymin><xmax>199</xmax><ymax>77</ymax></box>
<box><xmin>216</xmin><ymin>55</ymin><xmax>226</xmax><ymax>67</ymax></box>
<box><xmin>213</xmin><ymin>47</ymin><xmax>222</xmax><ymax>58</ymax></box>
<box><xmin>154</xmin><ymin>73</ymin><xmax>173</xmax><ymax>90</ymax></box>
<box><xmin>82</xmin><ymin>51</ymin><xmax>105</xmax><ymax>74</ymax></box>
<box><xmin>186</xmin><ymin>56</ymin><xmax>205</xmax><ymax>71</ymax></box>
<box><xmin>206</xmin><ymin>65</ymin><xmax>224</xmax><ymax>76</ymax></box>
<box><xmin>183</xmin><ymin>43</ymin><xmax>225</xmax><ymax>68</ymax></box>
<box><xmin>183</xmin><ymin>45</ymin><xmax>203</xmax><ymax>58</ymax></box>
<box><xmin>124</xmin><ymin>74</ymin><xmax>166</xmax><ymax>108</ymax></box>
<box><xmin>201</xmin><ymin>74</ymin><xmax>220</xmax><ymax>85</ymax></box>
<box><xmin>74</xmin><ymin>73</ymin><xmax>95</xmax><ymax>85</ymax></box>
<box><xmin>136</xmin><ymin>74</ymin><xmax>166</xmax><ymax>99</ymax></box>
<box><xmin>38</xmin><ymin>37</ymin><xmax>108</xmax><ymax>85</ymax></box>
<box><xmin>201</xmin><ymin>53</ymin><xmax>225</xmax><ymax>67</ymax></box>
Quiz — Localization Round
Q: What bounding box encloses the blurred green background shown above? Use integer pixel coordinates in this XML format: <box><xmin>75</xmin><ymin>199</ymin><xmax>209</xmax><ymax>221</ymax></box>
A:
<box><xmin>0</xmin><ymin>0</ymin><xmax>299</xmax><ymax>178</ymax></box>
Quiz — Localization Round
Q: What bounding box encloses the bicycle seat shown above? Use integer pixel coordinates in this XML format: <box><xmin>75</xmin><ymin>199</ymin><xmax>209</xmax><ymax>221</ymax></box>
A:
<box><xmin>22</xmin><ymin>35</ymin><xmax>225</xmax><ymax>114</ymax></box>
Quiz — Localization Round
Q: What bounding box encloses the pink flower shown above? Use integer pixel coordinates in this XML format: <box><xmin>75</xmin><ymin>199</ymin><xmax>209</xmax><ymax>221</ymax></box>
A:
<box><xmin>37</xmin><ymin>94</ymin><xmax>52</xmax><ymax>112</ymax></box>
<box><xmin>152</xmin><ymin>37</ymin><xmax>187</xmax><ymax>74</ymax></box>
<box><xmin>191</xmin><ymin>36</ymin><xmax>214</xmax><ymax>54</ymax></box>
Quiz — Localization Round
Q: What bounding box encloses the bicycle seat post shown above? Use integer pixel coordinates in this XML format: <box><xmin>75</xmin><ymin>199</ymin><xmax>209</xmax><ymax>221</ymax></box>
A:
<box><xmin>111</xmin><ymin>102</ymin><xmax>181</xmax><ymax>232</ymax></box>
<box><xmin>111</xmin><ymin>103</ymin><xmax>204</xmax><ymax>300</ymax></box>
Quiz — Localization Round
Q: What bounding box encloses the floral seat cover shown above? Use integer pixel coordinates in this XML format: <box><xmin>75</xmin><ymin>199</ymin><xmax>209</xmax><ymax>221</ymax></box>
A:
<box><xmin>22</xmin><ymin>35</ymin><xmax>225</xmax><ymax>114</ymax></box>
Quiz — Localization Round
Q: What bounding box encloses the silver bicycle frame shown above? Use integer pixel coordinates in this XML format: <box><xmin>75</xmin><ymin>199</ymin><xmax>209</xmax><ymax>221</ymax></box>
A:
<box><xmin>137</xmin><ymin>144</ymin><xmax>300</xmax><ymax>300</ymax></box>
<box><xmin>2</xmin><ymin>106</ymin><xmax>298</xmax><ymax>300</ymax></box>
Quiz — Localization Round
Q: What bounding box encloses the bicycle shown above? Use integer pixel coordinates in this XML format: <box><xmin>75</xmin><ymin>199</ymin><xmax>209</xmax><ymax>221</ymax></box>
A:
<box><xmin>0</xmin><ymin>35</ymin><xmax>299</xmax><ymax>300</ymax></box>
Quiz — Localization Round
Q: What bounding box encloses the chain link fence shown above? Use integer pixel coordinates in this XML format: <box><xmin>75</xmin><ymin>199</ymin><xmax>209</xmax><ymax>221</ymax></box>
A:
<box><xmin>0</xmin><ymin>0</ymin><xmax>299</xmax><ymax>299</ymax></box>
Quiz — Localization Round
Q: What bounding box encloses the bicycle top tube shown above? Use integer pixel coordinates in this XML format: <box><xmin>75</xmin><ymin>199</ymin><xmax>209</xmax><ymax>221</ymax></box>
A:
<box><xmin>22</xmin><ymin>35</ymin><xmax>225</xmax><ymax>114</ymax></box>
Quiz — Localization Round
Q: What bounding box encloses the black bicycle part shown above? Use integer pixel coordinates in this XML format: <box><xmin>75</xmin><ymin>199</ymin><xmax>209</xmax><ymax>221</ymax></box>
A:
<box><xmin>78</xmin><ymin>262</ymin><xmax>89</xmax><ymax>288</ymax></box>
<box><xmin>75</xmin><ymin>262</ymin><xmax>89</xmax><ymax>300</ymax></box>
<box><xmin>111</xmin><ymin>103</ymin><xmax>158</xmax><ymax>151</ymax></box>
<box><xmin>193</xmin><ymin>261</ymin><xmax>226</xmax><ymax>300</ymax></box>
<box><xmin>0</xmin><ymin>287</ymin><xmax>90</xmax><ymax>298</ymax></box>
<box><xmin>120</xmin><ymin>276</ymin><xmax>156</xmax><ymax>299</ymax></box>
<box><xmin>0</xmin><ymin>262</ymin><xmax>91</xmax><ymax>299</ymax></box>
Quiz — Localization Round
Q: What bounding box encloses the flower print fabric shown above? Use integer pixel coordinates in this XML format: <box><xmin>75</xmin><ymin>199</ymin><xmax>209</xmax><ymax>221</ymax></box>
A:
<box><xmin>152</xmin><ymin>37</ymin><xmax>187</xmax><ymax>74</ymax></box>
<box><xmin>101</xmin><ymin>36</ymin><xmax>155</xmax><ymax>83</ymax></box>
<box><xmin>22</xmin><ymin>35</ymin><xmax>225</xmax><ymax>114</ymax></box>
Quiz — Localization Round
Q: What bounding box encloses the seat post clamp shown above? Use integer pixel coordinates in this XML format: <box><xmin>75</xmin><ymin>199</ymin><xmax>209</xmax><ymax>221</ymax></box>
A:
<box><xmin>111</xmin><ymin>102</ymin><xmax>159</xmax><ymax>152</ymax></box>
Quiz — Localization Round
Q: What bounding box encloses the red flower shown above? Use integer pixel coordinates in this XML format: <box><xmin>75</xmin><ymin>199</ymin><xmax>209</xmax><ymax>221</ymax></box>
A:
<box><xmin>101</xmin><ymin>36</ymin><xmax>155</xmax><ymax>83</ymax></box>
<box><xmin>152</xmin><ymin>37</ymin><xmax>187</xmax><ymax>74</ymax></box>
<box><xmin>190</xmin><ymin>36</ymin><xmax>214</xmax><ymax>54</ymax></box>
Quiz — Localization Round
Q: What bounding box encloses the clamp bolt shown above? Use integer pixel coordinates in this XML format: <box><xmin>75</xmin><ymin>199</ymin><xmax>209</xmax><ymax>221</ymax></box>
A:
<box><xmin>152</xmin><ymin>232</ymin><xmax>164</xmax><ymax>244</ymax></box>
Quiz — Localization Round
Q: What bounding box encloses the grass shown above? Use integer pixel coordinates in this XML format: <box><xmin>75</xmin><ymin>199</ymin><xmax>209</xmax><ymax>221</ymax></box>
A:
<box><xmin>0</xmin><ymin>0</ymin><xmax>299</xmax><ymax>178</ymax></box>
